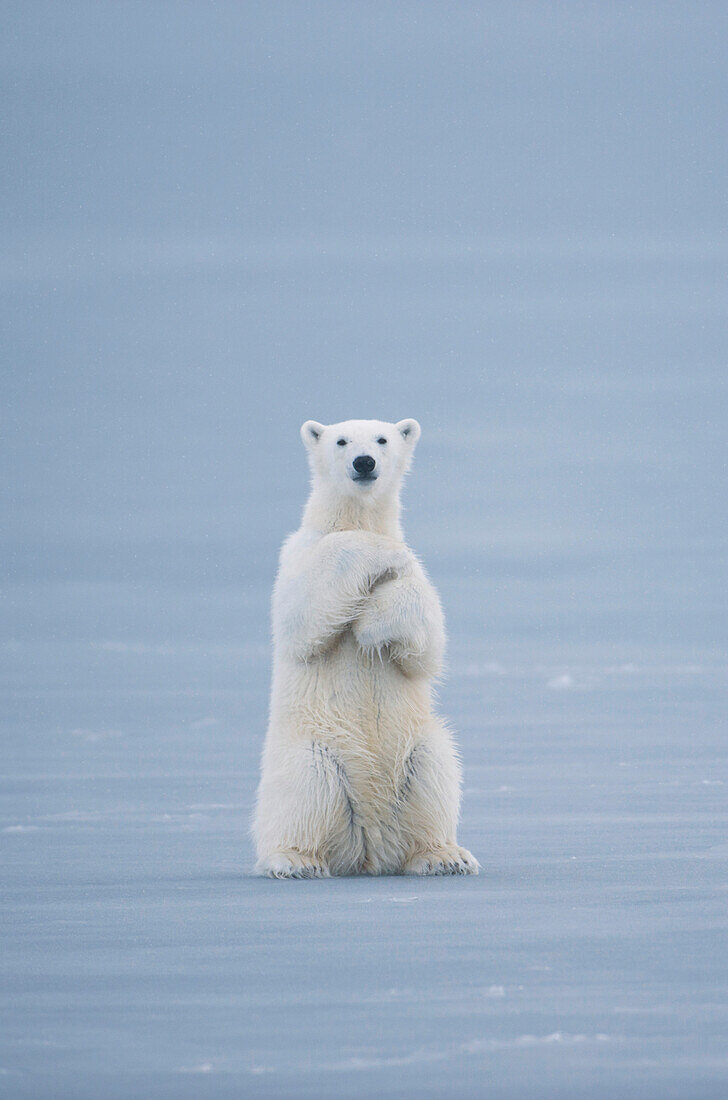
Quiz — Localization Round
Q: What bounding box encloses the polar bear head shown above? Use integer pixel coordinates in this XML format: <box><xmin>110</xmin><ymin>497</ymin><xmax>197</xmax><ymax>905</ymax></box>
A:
<box><xmin>300</xmin><ymin>418</ymin><xmax>421</xmax><ymax>503</ymax></box>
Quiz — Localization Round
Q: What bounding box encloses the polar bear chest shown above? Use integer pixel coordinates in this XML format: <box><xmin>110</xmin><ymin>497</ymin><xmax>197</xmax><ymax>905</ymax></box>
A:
<box><xmin>275</xmin><ymin>630</ymin><xmax>430</xmax><ymax>755</ymax></box>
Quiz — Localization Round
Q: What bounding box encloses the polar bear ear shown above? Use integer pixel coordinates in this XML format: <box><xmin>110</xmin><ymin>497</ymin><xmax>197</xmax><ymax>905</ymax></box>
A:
<box><xmin>396</xmin><ymin>419</ymin><xmax>421</xmax><ymax>446</ymax></box>
<box><xmin>300</xmin><ymin>420</ymin><xmax>326</xmax><ymax>449</ymax></box>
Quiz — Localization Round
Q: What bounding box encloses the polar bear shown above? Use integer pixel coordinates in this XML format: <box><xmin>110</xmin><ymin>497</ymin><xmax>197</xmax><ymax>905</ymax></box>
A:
<box><xmin>252</xmin><ymin>418</ymin><xmax>478</xmax><ymax>878</ymax></box>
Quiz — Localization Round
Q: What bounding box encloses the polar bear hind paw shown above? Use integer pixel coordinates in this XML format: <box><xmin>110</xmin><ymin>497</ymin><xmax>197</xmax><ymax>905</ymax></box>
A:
<box><xmin>404</xmin><ymin>846</ymin><xmax>479</xmax><ymax>876</ymax></box>
<box><xmin>258</xmin><ymin>850</ymin><xmax>331</xmax><ymax>879</ymax></box>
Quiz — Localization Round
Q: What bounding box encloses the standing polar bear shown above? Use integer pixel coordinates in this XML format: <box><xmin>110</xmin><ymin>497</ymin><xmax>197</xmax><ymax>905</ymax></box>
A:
<box><xmin>252</xmin><ymin>418</ymin><xmax>478</xmax><ymax>878</ymax></box>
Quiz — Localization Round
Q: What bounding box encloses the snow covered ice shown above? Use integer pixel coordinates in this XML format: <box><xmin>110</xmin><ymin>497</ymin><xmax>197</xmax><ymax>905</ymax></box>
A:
<box><xmin>2</xmin><ymin>3</ymin><xmax>728</xmax><ymax>1097</ymax></box>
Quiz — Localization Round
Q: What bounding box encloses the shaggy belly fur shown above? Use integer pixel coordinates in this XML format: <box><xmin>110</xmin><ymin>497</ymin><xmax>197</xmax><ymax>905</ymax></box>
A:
<box><xmin>267</xmin><ymin>631</ymin><xmax>435</xmax><ymax>873</ymax></box>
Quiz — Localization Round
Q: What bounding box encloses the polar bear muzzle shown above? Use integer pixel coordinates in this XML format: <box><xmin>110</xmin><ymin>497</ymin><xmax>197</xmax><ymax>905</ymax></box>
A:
<box><xmin>351</xmin><ymin>454</ymin><xmax>377</xmax><ymax>482</ymax></box>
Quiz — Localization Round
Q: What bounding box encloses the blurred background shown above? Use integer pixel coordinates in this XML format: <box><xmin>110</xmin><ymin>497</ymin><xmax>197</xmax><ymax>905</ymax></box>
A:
<box><xmin>3</xmin><ymin>1</ymin><xmax>726</xmax><ymax>772</ymax></box>
<box><xmin>2</xmin><ymin>2</ymin><xmax>727</xmax><ymax>1094</ymax></box>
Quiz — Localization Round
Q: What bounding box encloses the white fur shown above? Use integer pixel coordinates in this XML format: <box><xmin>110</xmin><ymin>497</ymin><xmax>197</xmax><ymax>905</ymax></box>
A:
<box><xmin>252</xmin><ymin>418</ymin><xmax>478</xmax><ymax>878</ymax></box>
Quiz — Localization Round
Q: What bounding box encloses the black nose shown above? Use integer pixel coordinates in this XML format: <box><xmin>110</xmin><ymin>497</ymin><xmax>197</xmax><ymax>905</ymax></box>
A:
<box><xmin>353</xmin><ymin>454</ymin><xmax>376</xmax><ymax>475</ymax></box>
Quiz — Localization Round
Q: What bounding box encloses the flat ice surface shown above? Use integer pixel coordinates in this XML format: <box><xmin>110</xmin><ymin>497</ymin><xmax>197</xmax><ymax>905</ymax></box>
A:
<box><xmin>3</xmin><ymin>642</ymin><xmax>728</xmax><ymax>1098</ymax></box>
<box><xmin>2</xmin><ymin>3</ymin><xmax>727</xmax><ymax>1097</ymax></box>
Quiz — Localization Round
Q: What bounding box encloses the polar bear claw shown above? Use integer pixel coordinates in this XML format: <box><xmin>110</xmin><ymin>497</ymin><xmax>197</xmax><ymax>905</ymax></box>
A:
<box><xmin>260</xmin><ymin>851</ymin><xmax>331</xmax><ymax>879</ymax></box>
<box><xmin>404</xmin><ymin>846</ymin><xmax>480</xmax><ymax>876</ymax></box>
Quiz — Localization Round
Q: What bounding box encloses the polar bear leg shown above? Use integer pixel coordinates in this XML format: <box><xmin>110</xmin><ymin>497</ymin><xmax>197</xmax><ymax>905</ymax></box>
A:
<box><xmin>353</xmin><ymin>566</ymin><xmax>445</xmax><ymax>679</ymax></box>
<box><xmin>397</xmin><ymin>731</ymin><xmax>480</xmax><ymax>876</ymax></box>
<box><xmin>254</xmin><ymin>740</ymin><xmax>366</xmax><ymax>878</ymax></box>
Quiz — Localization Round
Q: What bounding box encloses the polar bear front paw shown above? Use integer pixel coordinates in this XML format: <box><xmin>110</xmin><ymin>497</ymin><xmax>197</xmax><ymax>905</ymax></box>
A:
<box><xmin>404</xmin><ymin>846</ymin><xmax>480</xmax><ymax>876</ymax></box>
<box><xmin>354</xmin><ymin>579</ymin><xmax>418</xmax><ymax>653</ymax></box>
<box><xmin>258</xmin><ymin>850</ymin><xmax>331</xmax><ymax>879</ymax></box>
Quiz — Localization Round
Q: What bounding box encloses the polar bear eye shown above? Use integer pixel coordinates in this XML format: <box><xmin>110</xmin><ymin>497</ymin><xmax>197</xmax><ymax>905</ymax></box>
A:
<box><xmin>337</xmin><ymin>438</ymin><xmax>347</xmax><ymax>446</ymax></box>
<box><xmin>377</xmin><ymin>437</ymin><xmax>387</xmax><ymax>445</ymax></box>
